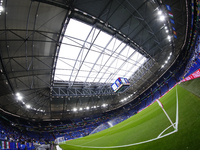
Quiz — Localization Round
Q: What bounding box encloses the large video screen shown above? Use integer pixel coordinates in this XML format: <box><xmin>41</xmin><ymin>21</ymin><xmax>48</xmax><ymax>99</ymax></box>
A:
<box><xmin>111</xmin><ymin>77</ymin><xmax>130</xmax><ymax>93</ymax></box>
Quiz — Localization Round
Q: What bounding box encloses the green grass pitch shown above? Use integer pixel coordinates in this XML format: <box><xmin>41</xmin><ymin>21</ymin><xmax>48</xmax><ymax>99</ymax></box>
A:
<box><xmin>59</xmin><ymin>79</ymin><xmax>200</xmax><ymax>150</ymax></box>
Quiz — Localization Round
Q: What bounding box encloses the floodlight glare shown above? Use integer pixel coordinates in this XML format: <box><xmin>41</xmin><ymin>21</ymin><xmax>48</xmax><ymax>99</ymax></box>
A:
<box><xmin>161</xmin><ymin>65</ymin><xmax>164</xmax><ymax>68</ymax></box>
<box><xmin>26</xmin><ymin>105</ymin><xmax>31</xmax><ymax>109</ymax></box>
<box><xmin>17</xmin><ymin>96</ymin><xmax>23</xmax><ymax>101</ymax></box>
<box><xmin>166</xmin><ymin>30</ymin><xmax>169</xmax><ymax>33</ymax></box>
<box><xmin>102</xmin><ymin>104</ymin><xmax>106</xmax><ymax>107</ymax></box>
<box><xmin>158</xmin><ymin>10</ymin><xmax>162</xmax><ymax>15</ymax></box>
<box><xmin>159</xmin><ymin>15</ymin><xmax>165</xmax><ymax>21</ymax></box>
<box><xmin>73</xmin><ymin>108</ymin><xmax>77</xmax><ymax>112</ymax></box>
<box><xmin>86</xmin><ymin>106</ymin><xmax>89</xmax><ymax>110</ymax></box>
<box><xmin>165</xmin><ymin>60</ymin><xmax>168</xmax><ymax>64</ymax></box>
<box><xmin>0</xmin><ymin>6</ymin><xmax>3</xmax><ymax>12</ymax></box>
<box><xmin>167</xmin><ymin>35</ymin><xmax>171</xmax><ymax>40</ymax></box>
<box><xmin>16</xmin><ymin>93</ymin><xmax>20</xmax><ymax>97</ymax></box>
<box><xmin>164</xmin><ymin>26</ymin><xmax>167</xmax><ymax>29</ymax></box>
<box><xmin>79</xmin><ymin>107</ymin><xmax>83</xmax><ymax>111</ymax></box>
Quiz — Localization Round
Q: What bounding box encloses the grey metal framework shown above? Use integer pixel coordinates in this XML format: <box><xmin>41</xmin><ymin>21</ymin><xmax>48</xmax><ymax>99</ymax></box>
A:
<box><xmin>0</xmin><ymin>0</ymin><xmax>187</xmax><ymax>120</ymax></box>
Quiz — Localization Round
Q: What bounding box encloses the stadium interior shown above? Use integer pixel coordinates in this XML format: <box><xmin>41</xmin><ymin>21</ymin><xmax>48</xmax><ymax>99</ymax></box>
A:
<box><xmin>0</xmin><ymin>0</ymin><xmax>200</xmax><ymax>149</ymax></box>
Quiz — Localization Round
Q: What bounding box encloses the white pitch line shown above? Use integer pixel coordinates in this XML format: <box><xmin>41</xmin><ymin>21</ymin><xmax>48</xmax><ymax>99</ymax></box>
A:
<box><xmin>175</xmin><ymin>86</ymin><xmax>179</xmax><ymax>130</ymax></box>
<box><xmin>158</xmin><ymin>86</ymin><xmax>179</xmax><ymax>138</ymax></box>
<box><xmin>64</xmin><ymin>86</ymin><xmax>180</xmax><ymax>149</ymax></box>
<box><xmin>157</xmin><ymin>123</ymin><xmax>176</xmax><ymax>138</ymax></box>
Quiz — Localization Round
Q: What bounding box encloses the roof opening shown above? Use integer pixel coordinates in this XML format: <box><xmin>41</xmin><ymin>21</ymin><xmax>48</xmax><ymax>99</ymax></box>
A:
<box><xmin>54</xmin><ymin>19</ymin><xmax>147</xmax><ymax>84</ymax></box>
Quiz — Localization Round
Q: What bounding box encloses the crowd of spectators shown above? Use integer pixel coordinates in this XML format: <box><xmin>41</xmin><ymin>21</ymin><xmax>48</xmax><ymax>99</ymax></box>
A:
<box><xmin>183</xmin><ymin>35</ymin><xmax>200</xmax><ymax>77</ymax></box>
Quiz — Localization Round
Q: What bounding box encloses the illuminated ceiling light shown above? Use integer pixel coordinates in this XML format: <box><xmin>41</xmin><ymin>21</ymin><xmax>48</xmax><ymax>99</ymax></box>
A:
<box><xmin>0</xmin><ymin>6</ymin><xmax>3</xmax><ymax>12</ymax></box>
<box><xmin>170</xmin><ymin>52</ymin><xmax>172</xmax><ymax>55</ymax></box>
<box><xmin>16</xmin><ymin>93</ymin><xmax>20</xmax><ymax>97</ymax></box>
<box><xmin>158</xmin><ymin>10</ymin><xmax>162</xmax><ymax>15</ymax></box>
<box><xmin>159</xmin><ymin>15</ymin><xmax>165</xmax><ymax>21</ymax></box>
<box><xmin>94</xmin><ymin>106</ymin><xmax>96</xmax><ymax>108</ymax></box>
<box><xmin>102</xmin><ymin>104</ymin><xmax>107</xmax><ymax>107</ymax></box>
<box><xmin>165</xmin><ymin>60</ymin><xmax>168</xmax><ymax>64</ymax></box>
<box><xmin>168</xmin><ymin>56</ymin><xmax>170</xmax><ymax>60</ymax></box>
<box><xmin>166</xmin><ymin>30</ymin><xmax>169</xmax><ymax>33</ymax></box>
<box><xmin>17</xmin><ymin>96</ymin><xmax>23</xmax><ymax>101</ymax></box>
<box><xmin>164</xmin><ymin>26</ymin><xmax>167</xmax><ymax>29</ymax></box>
<box><xmin>167</xmin><ymin>35</ymin><xmax>171</xmax><ymax>40</ymax></box>
<box><xmin>79</xmin><ymin>108</ymin><xmax>83</xmax><ymax>111</ymax></box>
<box><xmin>161</xmin><ymin>65</ymin><xmax>164</xmax><ymax>68</ymax></box>
<box><xmin>86</xmin><ymin>106</ymin><xmax>89</xmax><ymax>110</ymax></box>
<box><xmin>26</xmin><ymin>105</ymin><xmax>31</xmax><ymax>109</ymax></box>
<box><xmin>73</xmin><ymin>108</ymin><xmax>77</xmax><ymax>112</ymax></box>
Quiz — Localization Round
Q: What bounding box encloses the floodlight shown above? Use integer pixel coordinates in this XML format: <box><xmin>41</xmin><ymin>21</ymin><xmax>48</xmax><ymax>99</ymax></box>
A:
<box><xmin>86</xmin><ymin>106</ymin><xmax>89</xmax><ymax>110</ymax></box>
<box><xmin>164</xmin><ymin>26</ymin><xmax>167</xmax><ymax>29</ymax></box>
<box><xmin>167</xmin><ymin>35</ymin><xmax>171</xmax><ymax>41</ymax></box>
<box><xmin>165</xmin><ymin>60</ymin><xmax>168</xmax><ymax>64</ymax></box>
<box><xmin>161</xmin><ymin>65</ymin><xmax>164</xmax><ymax>68</ymax></box>
<box><xmin>0</xmin><ymin>6</ymin><xmax>3</xmax><ymax>12</ymax></box>
<box><xmin>16</xmin><ymin>93</ymin><xmax>20</xmax><ymax>97</ymax></box>
<box><xmin>159</xmin><ymin>15</ymin><xmax>165</xmax><ymax>21</ymax></box>
<box><xmin>158</xmin><ymin>10</ymin><xmax>162</xmax><ymax>15</ymax></box>
<box><xmin>102</xmin><ymin>104</ymin><xmax>106</xmax><ymax>107</ymax></box>
<box><xmin>17</xmin><ymin>95</ymin><xmax>23</xmax><ymax>101</ymax></box>
<box><xmin>170</xmin><ymin>52</ymin><xmax>172</xmax><ymax>55</ymax></box>
<box><xmin>73</xmin><ymin>108</ymin><xmax>77</xmax><ymax>112</ymax></box>
<box><xmin>94</xmin><ymin>106</ymin><xmax>96</xmax><ymax>108</ymax></box>
<box><xmin>26</xmin><ymin>105</ymin><xmax>31</xmax><ymax>109</ymax></box>
<box><xmin>166</xmin><ymin>30</ymin><xmax>169</xmax><ymax>33</ymax></box>
<box><xmin>79</xmin><ymin>108</ymin><xmax>83</xmax><ymax>111</ymax></box>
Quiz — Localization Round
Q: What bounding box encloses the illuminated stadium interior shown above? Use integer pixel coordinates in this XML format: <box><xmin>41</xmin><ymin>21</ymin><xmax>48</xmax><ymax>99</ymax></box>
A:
<box><xmin>0</xmin><ymin>0</ymin><xmax>188</xmax><ymax>120</ymax></box>
<box><xmin>1</xmin><ymin>0</ymin><xmax>200</xmax><ymax>149</ymax></box>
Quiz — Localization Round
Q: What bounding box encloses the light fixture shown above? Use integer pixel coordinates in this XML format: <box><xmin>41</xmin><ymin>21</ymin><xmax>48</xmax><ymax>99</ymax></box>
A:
<box><xmin>86</xmin><ymin>106</ymin><xmax>89</xmax><ymax>110</ymax></box>
<box><xmin>16</xmin><ymin>93</ymin><xmax>20</xmax><ymax>97</ymax></box>
<box><xmin>73</xmin><ymin>108</ymin><xmax>77</xmax><ymax>112</ymax></box>
<box><xmin>79</xmin><ymin>108</ymin><xmax>83</xmax><ymax>111</ymax></box>
<box><xmin>26</xmin><ymin>105</ymin><xmax>31</xmax><ymax>109</ymax></box>
<box><xmin>159</xmin><ymin>15</ymin><xmax>165</xmax><ymax>21</ymax></box>
<box><xmin>158</xmin><ymin>10</ymin><xmax>162</xmax><ymax>15</ymax></box>
<box><xmin>167</xmin><ymin>35</ymin><xmax>171</xmax><ymax>40</ymax></box>
<box><xmin>161</xmin><ymin>65</ymin><xmax>164</xmax><ymax>68</ymax></box>
<box><xmin>0</xmin><ymin>6</ymin><xmax>3</xmax><ymax>12</ymax></box>
<box><xmin>17</xmin><ymin>96</ymin><xmax>23</xmax><ymax>101</ymax></box>
<box><xmin>166</xmin><ymin>30</ymin><xmax>169</xmax><ymax>33</ymax></box>
<box><xmin>102</xmin><ymin>104</ymin><xmax>107</xmax><ymax>107</ymax></box>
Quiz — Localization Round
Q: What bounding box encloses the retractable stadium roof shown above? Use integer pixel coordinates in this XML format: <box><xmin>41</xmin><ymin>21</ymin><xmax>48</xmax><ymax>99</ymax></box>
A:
<box><xmin>0</xmin><ymin>0</ymin><xmax>187</xmax><ymax>121</ymax></box>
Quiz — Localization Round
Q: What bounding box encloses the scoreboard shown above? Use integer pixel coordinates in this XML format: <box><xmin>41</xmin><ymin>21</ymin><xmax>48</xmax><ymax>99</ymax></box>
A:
<box><xmin>111</xmin><ymin>77</ymin><xmax>130</xmax><ymax>93</ymax></box>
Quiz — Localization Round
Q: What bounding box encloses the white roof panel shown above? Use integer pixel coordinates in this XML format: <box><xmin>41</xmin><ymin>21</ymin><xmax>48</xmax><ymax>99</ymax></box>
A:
<box><xmin>54</xmin><ymin>19</ymin><xmax>147</xmax><ymax>83</ymax></box>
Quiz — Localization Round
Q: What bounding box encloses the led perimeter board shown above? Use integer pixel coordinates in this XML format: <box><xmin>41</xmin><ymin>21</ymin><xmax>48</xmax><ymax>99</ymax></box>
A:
<box><xmin>111</xmin><ymin>77</ymin><xmax>130</xmax><ymax>93</ymax></box>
